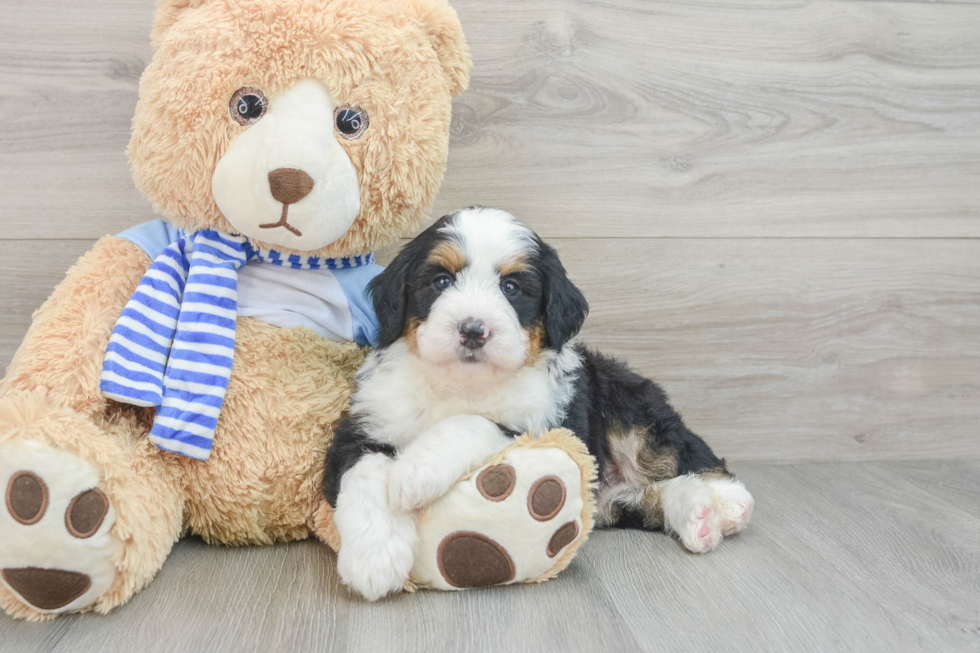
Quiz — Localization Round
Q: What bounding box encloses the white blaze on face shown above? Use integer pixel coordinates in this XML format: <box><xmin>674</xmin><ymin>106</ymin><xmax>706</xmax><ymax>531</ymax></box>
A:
<box><xmin>415</xmin><ymin>208</ymin><xmax>537</xmax><ymax>375</ymax></box>
<box><xmin>211</xmin><ymin>79</ymin><xmax>361</xmax><ymax>251</ymax></box>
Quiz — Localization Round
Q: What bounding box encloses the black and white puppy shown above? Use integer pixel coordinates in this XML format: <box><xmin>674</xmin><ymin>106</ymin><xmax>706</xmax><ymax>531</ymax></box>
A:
<box><xmin>323</xmin><ymin>207</ymin><xmax>754</xmax><ymax>600</ymax></box>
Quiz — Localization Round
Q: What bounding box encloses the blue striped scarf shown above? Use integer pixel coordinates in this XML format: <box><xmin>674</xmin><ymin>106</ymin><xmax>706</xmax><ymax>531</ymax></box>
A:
<box><xmin>100</xmin><ymin>229</ymin><xmax>375</xmax><ymax>461</ymax></box>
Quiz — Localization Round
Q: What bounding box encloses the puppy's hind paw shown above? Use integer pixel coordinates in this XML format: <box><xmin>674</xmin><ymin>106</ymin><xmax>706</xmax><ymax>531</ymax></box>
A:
<box><xmin>679</xmin><ymin>504</ymin><xmax>723</xmax><ymax>553</ymax></box>
<box><xmin>707</xmin><ymin>478</ymin><xmax>755</xmax><ymax>537</ymax></box>
<box><xmin>661</xmin><ymin>475</ymin><xmax>723</xmax><ymax>554</ymax></box>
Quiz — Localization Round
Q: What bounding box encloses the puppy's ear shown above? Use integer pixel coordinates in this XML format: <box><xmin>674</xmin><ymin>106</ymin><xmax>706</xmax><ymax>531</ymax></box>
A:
<box><xmin>369</xmin><ymin>245</ymin><xmax>419</xmax><ymax>349</ymax></box>
<box><xmin>370</xmin><ymin>217</ymin><xmax>451</xmax><ymax>348</ymax></box>
<box><xmin>538</xmin><ymin>240</ymin><xmax>589</xmax><ymax>349</ymax></box>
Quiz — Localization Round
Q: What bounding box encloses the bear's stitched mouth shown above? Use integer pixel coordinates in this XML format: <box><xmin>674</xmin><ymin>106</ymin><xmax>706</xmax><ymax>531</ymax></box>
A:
<box><xmin>259</xmin><ymin>204</ymin><xmax>303</xmax><ymax>237</ymax></box>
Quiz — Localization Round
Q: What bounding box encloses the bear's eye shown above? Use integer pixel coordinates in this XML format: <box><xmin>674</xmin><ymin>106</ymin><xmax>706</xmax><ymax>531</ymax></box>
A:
<box><xmin>230</xmin><ymin>87</ymin><xmax>268</xmax><ymax>126</ymax></box>
<box><xmin>334</xmin><ymin>105</ymin><xmax>369</xmax><ymax>139</ymax></box>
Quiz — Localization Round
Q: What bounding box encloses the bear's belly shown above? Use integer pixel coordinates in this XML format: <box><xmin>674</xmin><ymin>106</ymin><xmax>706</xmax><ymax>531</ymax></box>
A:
<box><xmin>176</xmin><ymin>317</ymin><xmax>365</xmax><ymax>545</ymax></box>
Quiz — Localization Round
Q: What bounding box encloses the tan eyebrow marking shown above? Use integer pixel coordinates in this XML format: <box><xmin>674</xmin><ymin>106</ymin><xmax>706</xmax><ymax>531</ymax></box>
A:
<box><xmin>497</xmin><ymin>252</ymin><xmax>529</xmax><ymax>277</ymax></box>
<box><xmin>427</xmin><ymin>241</ymin><xmax>467</xmax><ymax>275</ymax></box>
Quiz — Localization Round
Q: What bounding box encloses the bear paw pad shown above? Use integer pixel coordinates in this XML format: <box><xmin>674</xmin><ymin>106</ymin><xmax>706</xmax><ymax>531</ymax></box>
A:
<box><xmin>413</xmin><ymin>446</ymin><xmax>589</xmax><ymax>591</ymax></box>
<box><xmin>0</xmin><ymin>442</ymin><xmax>119</xmax><ymax>614</ymax></box>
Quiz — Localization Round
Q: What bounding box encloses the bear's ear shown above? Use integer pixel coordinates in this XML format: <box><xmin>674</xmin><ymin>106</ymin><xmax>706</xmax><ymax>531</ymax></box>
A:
<box><xmin>412</xmin><ymin>0</ymin><xmax>472</xmax><ymax>97</ymax></box>
<box><xmin>151</xmin><ymin>0</ymin><xmax>213</xmax><ymax>50</ymax></box>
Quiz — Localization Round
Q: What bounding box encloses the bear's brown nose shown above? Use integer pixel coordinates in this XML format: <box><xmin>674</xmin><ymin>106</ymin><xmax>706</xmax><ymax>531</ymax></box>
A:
<box><xmin>268</xmin><ymin>168</ymin><xmax>314</xmax><ymax>205</ymax></box>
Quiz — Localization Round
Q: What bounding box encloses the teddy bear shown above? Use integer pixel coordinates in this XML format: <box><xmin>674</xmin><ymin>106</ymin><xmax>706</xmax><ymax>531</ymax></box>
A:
<box><xmin>0</xmin><ymin>0</ymin><xmax>595</xmax><ymax>619</ymax></box>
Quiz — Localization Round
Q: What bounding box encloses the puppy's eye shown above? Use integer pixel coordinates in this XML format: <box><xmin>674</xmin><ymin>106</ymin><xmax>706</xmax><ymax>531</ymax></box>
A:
<box><xmin>230</xmin><ymin>87</ymin><xmax>268</xmax><ymax>126</ymax></box>
<box><xmin>433</xmin><ymin>273</ymin><xmax>454</xmax><ymax>291</ymax></box>
<box><xmin>500</xmin><ymin>279</ymin><xmax>520</xmax><ymax>296</ymax></box>
<box><xmin>334</xmin><ymin>105</ymin><xmax>369</xmax><ymax>139</ymax></box>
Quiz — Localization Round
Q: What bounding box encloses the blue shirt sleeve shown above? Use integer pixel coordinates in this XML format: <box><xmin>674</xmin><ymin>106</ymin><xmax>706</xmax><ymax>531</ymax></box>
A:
<box><xmin>333</xmin><ymin>263</ymin><xmax>384</xmax><ymax>347</ymax></box>
<box><xmin>116</xmin><ymin>219</ymin><xmax>180</xmax><ymax>260</ymax></box>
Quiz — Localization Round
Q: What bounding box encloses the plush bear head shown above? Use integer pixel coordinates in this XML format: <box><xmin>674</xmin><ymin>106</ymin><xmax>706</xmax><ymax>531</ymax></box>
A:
<box><xmin>129</xmin><ymin>0</ymin><xmax>470</xmax><ymax>257</ymax></box>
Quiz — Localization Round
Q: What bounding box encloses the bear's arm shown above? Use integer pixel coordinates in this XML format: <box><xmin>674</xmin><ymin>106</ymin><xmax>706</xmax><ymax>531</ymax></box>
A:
<box><xmin>0</xmin><ymin>236</ymin><xmax>152</xmax><ymax>419</ymax></box>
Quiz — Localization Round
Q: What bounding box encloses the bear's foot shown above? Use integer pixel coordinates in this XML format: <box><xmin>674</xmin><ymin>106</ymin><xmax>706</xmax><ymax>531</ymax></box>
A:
<box><xmin>0</xmin><ymin>441</ymin><xmax>119</xmax><ymax>616</ymax></box>
<box><xmin>0</xmin><ymin>392</ymin><xmax>185</xmax><ymax>620</ymax></box>
<box><xmin>410</xmin><ymin>429</ymin><xmax>596</xmax><ymax>591</ymax></box>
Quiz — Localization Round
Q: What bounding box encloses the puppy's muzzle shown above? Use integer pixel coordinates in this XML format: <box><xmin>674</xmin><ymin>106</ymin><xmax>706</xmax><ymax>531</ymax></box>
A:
<box><xmin>458</xmin><ymin>319</ymin><xmax>488</xmax><ymax>350</ymax></box>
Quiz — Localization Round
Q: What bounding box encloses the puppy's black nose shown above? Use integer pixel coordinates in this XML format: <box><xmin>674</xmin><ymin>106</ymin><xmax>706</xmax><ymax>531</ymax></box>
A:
<box><xmin>458</xmin><ymin>319</ymin><xmax>488</xmax><ymax>350</ymax></box>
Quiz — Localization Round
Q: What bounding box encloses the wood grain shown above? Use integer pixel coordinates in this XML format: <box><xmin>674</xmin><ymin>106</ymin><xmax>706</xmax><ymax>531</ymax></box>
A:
<box><xmin>0</xmin><ymin>461</ymin><xmax>977</xmax><ymax>652</ymax></box>
<box><xmin>0</xmin><ymin>0</ymin><xmax>978</xmax><ymax>239</ymax></box>
<box><xmin>563</xmin><ymin>237</ymin><xmax>980</xmax><ymax>463</ymax></box>
<box><xmin>2</xmin><ymin>237</ymin><xmax>978</xmax><ymax>463</ymax></box>
<box><xmin>438</xmin><ymin>0</ymin><xmax>980</xmax><ymax>238</ymax></box>
<box><xmin>1</xmin><ymin>0</ymin><xmax>978</xmax><ymax>649</ymax></box>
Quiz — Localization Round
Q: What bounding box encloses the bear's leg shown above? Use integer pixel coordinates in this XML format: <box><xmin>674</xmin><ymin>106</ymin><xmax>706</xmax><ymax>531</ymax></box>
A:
<box><xmin>408</xmin><ymin>429</ymin><xmax>597</xmax><ymax>591</ymax></box>
<box><xmin>0</xmin><ymin>392</ymin><xmax>185</xmax><ymax>620</ymax></box>
<box><xmin>314</xmin><ymin>428</ymin><xmax>598</xmax><ymax>593</ymax></box>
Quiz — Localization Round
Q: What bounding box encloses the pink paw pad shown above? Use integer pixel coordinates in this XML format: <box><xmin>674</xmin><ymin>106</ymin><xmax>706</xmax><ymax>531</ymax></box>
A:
<box><xmin>697</xmin><ymin>506</ymin><xmax>712</xmax><ymax>538</ymax></box>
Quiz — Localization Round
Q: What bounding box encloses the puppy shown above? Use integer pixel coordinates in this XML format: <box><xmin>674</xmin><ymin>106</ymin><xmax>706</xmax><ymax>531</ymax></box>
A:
<box><xmin>323</xmin><ymin>207</ymin><xmax>754</xmax><ymax>600</ymax></box>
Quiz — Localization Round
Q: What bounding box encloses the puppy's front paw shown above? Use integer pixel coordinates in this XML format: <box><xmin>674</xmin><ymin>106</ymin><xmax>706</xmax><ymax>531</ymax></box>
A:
<box><xmin>333</xmin><ymin>453</ymin><xmax>418</xmax><ymax>601</ymax></box>
<box><xmin>387</xmin><ymin>460</ymin><xmax>451</xmax><ymax>512</ymax></box>
<box><xmin>337</xmin><ymin>539</ymin><xmax>413</xmax><ymax>602</ymax></box>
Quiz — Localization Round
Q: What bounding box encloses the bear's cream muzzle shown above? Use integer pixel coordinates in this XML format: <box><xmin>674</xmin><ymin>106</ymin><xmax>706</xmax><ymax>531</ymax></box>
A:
<box><xmin>211</xmin><ymin>79</ymin><xmax>361</xmax><ymax>252</ymax></box>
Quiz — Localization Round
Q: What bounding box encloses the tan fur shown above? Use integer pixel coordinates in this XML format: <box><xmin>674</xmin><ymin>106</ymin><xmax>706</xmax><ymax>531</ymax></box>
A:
<box><xmin>600</xmin><ymin>427</ymin><xmax>680</xmax><ymax>529</ymax></box>
<box><xmin>524</xmin><ymin>324</ymin><xmax>546</xmax><ymax>367</ymax></box>
<box><xmin>608</xmin><ymin>427</ymin><xmax>678</xmax><ymax>486</ymax></box>
<box><xmin>497</xmin><ymin>253</ymin><xmax>529</xmax><ymax>277</ymax></box>
<box><xmin>405</xmin><ymin>317</ymin><xmax>422</xmax><ymax>356</ymax></box>
<box><xmin>313</xmin><ymin>500</ymin><xmax>342</xmax><ymax>552</ymax></box>
<box><xmin>427</xmin><ymin>241</ymin><xmax>467</xmax><ymax>275</ymax></box>
<box><xmin>640</xmin><ymin>485</ymin><xmax>665</xmax><ymax>530</ymax></box>
<box><xmin>176</xmin><ymin>319</ymin><xmax>365</xmax><ymax>545</ymax></box>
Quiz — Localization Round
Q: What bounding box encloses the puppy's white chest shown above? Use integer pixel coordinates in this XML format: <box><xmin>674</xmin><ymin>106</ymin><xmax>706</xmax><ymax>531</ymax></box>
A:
<box><xmin>352</xmin><ymin>344</ymin><xmax>578</xmax><ymax>450</ymax></box>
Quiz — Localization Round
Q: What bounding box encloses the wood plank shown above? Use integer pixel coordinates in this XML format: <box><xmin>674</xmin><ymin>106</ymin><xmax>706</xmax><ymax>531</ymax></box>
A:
<box><xmin>735</xmin><ymin>462</ymin><xmax>980</xmax><ymax>650</ymax></box>
<box><xmin>1</xmin><ymin>0</ymin><xmax>979</xmax><ymax>240</ymax></box>
<box><xmin>2</xmin><ymin>237</ymin><xmax>978</xmax><ymax>463</ymax></box>
<box><xmin>583</xmin><ymin>461</ymin><xmax>980</xmax><ymax>652</ymax></box>
<box><xmin>0</xmin><ymin>461</ymin><xmax>976</xmax><ymax>651</ymax></box>
<box><xmin>0</xmin><ymin>0</ymin><xmax>157</xmax><ymax>237</ymax></box>
<box><xmin>437</xmin><ymin>0</ymin><xmax>980</xmax><ymax>238</ymax></box>
<box><xmin>874</xmin><ymin>459</ymin><xmax>980</xmax><ymax>519</ymax></box>
<box><xmin>564</xmin><ymin>237</ymin><xmax>980</xmax><ymax>462</ymax></box>
<box><xmin>0</xmin><ymin>240</ymin><xmax>95</xmax><ymax>378</ymax></box>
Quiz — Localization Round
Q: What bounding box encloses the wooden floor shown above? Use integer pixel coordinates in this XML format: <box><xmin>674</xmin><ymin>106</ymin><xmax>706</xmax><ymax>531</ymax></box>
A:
<box><xmin>1</xmin><ymin>0</ymin><xmax>979</xmax><ymax>462</ymax></box>
<box><xmin>1</xmin><ymin>0</ymin><xmax>978</xmax><ymax>649</ymax></box>
<box><xmin>1</xmin><ymin>460</ymin><xmax>977</xmax><ymax>652</ymax></box>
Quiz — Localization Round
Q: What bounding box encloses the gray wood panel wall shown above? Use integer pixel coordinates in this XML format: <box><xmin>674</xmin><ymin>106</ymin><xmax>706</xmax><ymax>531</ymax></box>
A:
<box><xmin>1</xmin><ymin>0</ymin><xmax>978</xmax><ymax>463</ymax></box>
